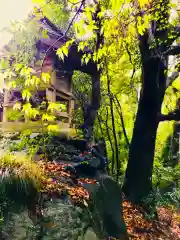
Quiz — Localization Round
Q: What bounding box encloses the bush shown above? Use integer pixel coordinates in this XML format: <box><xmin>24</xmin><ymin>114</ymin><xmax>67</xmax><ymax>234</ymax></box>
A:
<box><xmin>141</xmin><ymin>164</ymin><xmax>180</xmax><ymax>220</ymax></box>
<box><xmin>0</xmin><ymin>153</ymin><xmax>45</xmax><ymax>213</ymax></box>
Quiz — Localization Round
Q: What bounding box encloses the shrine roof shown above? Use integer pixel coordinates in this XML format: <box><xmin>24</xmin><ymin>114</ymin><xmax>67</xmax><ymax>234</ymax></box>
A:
<box><xmin>38</xmin><ymin>16</ymin><xmax>69</xmax><ymax>49</ymax></box>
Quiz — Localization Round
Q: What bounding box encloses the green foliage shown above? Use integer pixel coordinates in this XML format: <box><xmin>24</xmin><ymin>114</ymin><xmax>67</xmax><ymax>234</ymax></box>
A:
<box><xmin>142</xmin><ymin>186</ymin><xmax>180</xmax><ymax>221</ymax></box>
<box><xmin>9</xmin><ymin>130</ymin><xmax>39</xmax><ymax>157</ymax></box>
<box><xmin>0</xmin><ymin>0</ymin><xmax>180</xmax><ymax>208</ymax></box>
<box><xmin>3</xmin><ymin>62</ymin><xmax>66</xmax><ymax>136</ymax></box>
<box><xmin>9</xmin><ymin>131</ymin><xmax>80</xmax><ymax>162</ymax></box>
<box><xmin>141</xmin><ymin>163</ymin><xmax>180</xmax><ymax>219</ymax></box>
<box><xmin>6</xmin><ymin>108</ymin><xmax>24</xmax><ymax>122</ymax></box>
<box><xmin>153</xmin><ymin>163</ymin><xmax>180</xmax><ymax>188</ymax></box>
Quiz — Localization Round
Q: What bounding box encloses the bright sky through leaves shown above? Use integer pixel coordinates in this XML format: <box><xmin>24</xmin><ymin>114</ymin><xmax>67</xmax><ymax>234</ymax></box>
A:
<box><xmin>0</xmin><ymin>0</ymin><xmax>34</xmax><ymax>48</ymax></box>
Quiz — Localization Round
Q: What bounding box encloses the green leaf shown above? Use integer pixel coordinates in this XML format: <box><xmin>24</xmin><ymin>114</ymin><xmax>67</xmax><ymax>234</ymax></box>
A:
<box><xmin>85</xmin><ymin>57</ymin><xmax>89</xmax><ymax>64</ymax></box>
<box><xmin>21</xmin><ymin>103</ymin><xmax>39</xmax><ymax>119</ymax></box>
<box><xmin>42</xmin><ymin>29</ymin><xmax>48</xmax><ymax>39</ymax></box>
<box><xmin>57</xmin><ymin>48</ymin><xmax>64</xmax><ymax>61</ymax></box>
<box><xmin>62</xmin><ymin>46</ymin><xmax>68</xmax><ymax>57</ymax></box>
<box><xmin>47</xmin><ymin>124</ymin><xmax>60</xmax><ymax>132</ymax></box>
<box><xmin>42</xmin><ymin>113</ymin><xmax>55</xmax><ymax>121</ymax></box>
<box><xmin>9</xmin><ymin>81</ymin><xmax>17</xmax><ymax>89</ymax></box>
<box><xmin>41</xmin><ymin>73</ymin><xmax>50</xmax><ymax>83</ymax></box>
<box><xmin>78</xmin><ymin>42</ymin><xmax>86</xmax><ymax>52</ymax></box>
<box><xmin>0</xmin><ymin>59</ymin><xmax>9</xmax><ymax>70</ymax></box>
<box><xmin>47</xmin><ymin>102</ymin><xmax>62</xmax><ymax>112</ymax></box>
<box><xmin>22</xmin><ymin>103</ymin><xmax>32</xmax><ymax>115</ymax></box>
<box><xmin>15</xmin><ymin>63</ymin><xmax>23</xmax><ymax>71</ymax></box>
<box><xmin>22</xmin><ymin>89</ymin><xmax>31</xmax><ymax>101</ymax></box>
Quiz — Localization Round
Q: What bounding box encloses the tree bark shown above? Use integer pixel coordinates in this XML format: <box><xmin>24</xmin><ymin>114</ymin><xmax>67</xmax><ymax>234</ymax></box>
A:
<box><xmin>106</xmin><ymin>67</ymin><xmax>121</xmax><ymax>178</ymax></box>
<box><xmin>97</xmin><ymin>114</ymin><xmax>104</xmax><ymax>138</ymax></box>
<box><xmin>123</xmin><ymin>0</ymin><xmax>171</xmax><ymax>202</ymax></box>
<box><xmin>105</xmin><ymin>107</ymin><xmax>115</xmax><ymax>174</ymax></box>
<box><xmin>81</xmin><ymin>72</ymin><xmax>101</xmax><ymax>140</ymax></box>
<box><xmin>123</xmin><ymin>55</ymin><xmax>167</xmax><ymax>203</ymax></box>
<box><xmin>114</xmin><ymin>95</ymin><xmax>130</xmax><ymax>148</ymax></box>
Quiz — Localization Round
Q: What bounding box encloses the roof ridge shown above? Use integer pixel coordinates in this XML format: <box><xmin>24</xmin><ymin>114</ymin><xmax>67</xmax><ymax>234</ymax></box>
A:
<box><xmin>40</xmin><ymin>16</ymin><xmax>64</xmax><ymax>36</ymax></box>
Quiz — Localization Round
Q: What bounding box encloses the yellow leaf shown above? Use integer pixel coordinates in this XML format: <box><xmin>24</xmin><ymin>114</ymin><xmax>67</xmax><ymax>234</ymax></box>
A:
<box><xmin>62</xmin><ymin>46</ymin><xmax>68</xmax><ymax>57</ymax></box>
<box><xmin>138</xmin><ymin>0</ymin><xmax>150</xmax><ymax>7</ymax></box>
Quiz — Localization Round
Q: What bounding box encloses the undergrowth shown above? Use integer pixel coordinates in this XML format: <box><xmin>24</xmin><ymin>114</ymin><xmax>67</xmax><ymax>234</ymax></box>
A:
<box><xmin>140</xmin><ymin>164</ymin><xmax>180</xmax><ymax>220</ymax></box>
<box><xmin>0</xmin><ymin>153</ymin><xmax>45</xmax><ymax>217</ymax></box>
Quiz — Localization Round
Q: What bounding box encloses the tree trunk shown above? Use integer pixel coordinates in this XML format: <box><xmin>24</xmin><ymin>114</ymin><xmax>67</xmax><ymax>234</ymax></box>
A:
<box><xmin>106</xmin><ymin>62</ymin><xmax>121</xmax><ymax>178</ymax></box>
<box><xmin>122</xmin><ymin>0</ymin><xmax>171</xmax><ymax>202</ymax></box>
<box><xmin>108</xmin><ymin>90</ymin><xmax>120</xmax><ymax>179</ymax></box>
<box><xmin>81</xmin><ymin>2</ymin><xmax>103</xmax><ymax>141</ymax></box>
<box><xmin>81</xmin><ymin>72</ymin><xmax>100</xmax><ymax>141</ymax></box>
<box><xmin>123</xmin><ymin>56</ymin><xmax>167</xmax><ymax>203</ymax></box>
<box><xmin>105</xmin><ymin>107</ymin><xmax>115</xmax><ymax>174</ymax></box>
<box><xmin>97</xmin><ymin>114</ymin><xmax>104</xmax><ymax>138</ymax></box>
<box><xmin>114</xmin><ymin>95</ymin><xmax>130</xmax><ymax>148</ymax></box>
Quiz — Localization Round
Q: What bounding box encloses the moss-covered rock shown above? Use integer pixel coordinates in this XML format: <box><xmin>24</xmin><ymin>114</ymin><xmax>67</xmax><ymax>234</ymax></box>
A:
<box><xmin>0</xmin><ymin>198</ymin><xmax>91</xmax><ymax>240</ymax></box>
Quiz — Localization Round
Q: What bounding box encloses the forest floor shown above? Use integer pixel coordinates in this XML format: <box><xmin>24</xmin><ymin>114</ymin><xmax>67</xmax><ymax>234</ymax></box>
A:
<box><xmin>38</xmin><ymin>160</ymin><xmax>180</xmax><ymax>240</ymax></box>
<box><xmin>123</xmin><ymin>199</ymin><xmax>180</xmax><ymax>240</ymax></box>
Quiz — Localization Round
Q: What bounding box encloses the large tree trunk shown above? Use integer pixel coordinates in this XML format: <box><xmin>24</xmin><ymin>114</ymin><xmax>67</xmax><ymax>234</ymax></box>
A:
<box><xmin>123</xmin><ymin>56</ymin><xmax>167</xmax><ymax>203</ymax></box>
<box><xmin>122</xmin><ymin>0</ymin><xmax>171</xmax><ymax>203</ymax></box>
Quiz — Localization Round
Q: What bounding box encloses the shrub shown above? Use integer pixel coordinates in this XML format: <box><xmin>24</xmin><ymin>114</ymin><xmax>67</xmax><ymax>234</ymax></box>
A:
<box><xmin>0</xmin><ymin>153</ymin><xmax>45</xmax><ymax>213</ymax></box>
<box><xmin>141</xmin><ymin>163</ymin><xmax>180</xmax><ymax>220</ymax></box>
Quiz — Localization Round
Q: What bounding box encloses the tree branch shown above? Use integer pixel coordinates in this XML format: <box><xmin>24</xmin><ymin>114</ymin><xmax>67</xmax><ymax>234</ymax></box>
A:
<box><xmin>166</xmin><ymin>71</ymin><xmax>179</xmax><ymax>88</ymax></box>
<box><xmin>158</xmin><ymin>109</ymin><xmax>180</xmax><ymax>122</ymax></box>
<box><xmin>113</xmin><ymin>95</ymin><xmax>130</xmax><ymax>147</ymax></box>
<box><xmin>164</xmin><ymin>45</ymin><xmax>180</xmax><ymax>56</ymax></box>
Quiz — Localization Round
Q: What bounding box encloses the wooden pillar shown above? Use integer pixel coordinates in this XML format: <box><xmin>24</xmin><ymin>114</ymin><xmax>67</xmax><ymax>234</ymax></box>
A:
<box><xmin>46</xmin><ymin>88</ymin><xmax>56</xmax><ymax>102</ymax></box>
<box><xmin>51</xmin><ymin>70</ymin><xmax>56</xmax><ymax>86</ymax></box>
<box><xmin>3</xmin><ymin>107</ymin><xmax>8</xmax><ymax>122</ymax></box>
<box><xmin>68</xmin><ymin>99</ymin><xmax>74</xmax><ymax>126</ymax></box>
<box><xmin>68</xmin><ymin>74</ymin><xmax>72</xmax><ymax>92</ymax></box>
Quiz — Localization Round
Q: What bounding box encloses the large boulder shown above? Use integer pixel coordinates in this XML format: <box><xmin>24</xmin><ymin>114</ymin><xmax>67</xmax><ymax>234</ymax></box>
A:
<box><xmin>88</xmin><ymin>174</ymin><xmax>129</xmax><ymax>240</ymax></box>
<box><xmin>0</xmin><ymin>198</ymin><xmax>91</xmax><ymax>240</ymax></box>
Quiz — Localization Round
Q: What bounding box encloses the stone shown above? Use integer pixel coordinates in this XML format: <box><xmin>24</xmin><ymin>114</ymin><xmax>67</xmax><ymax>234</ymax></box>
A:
<box><xmin>78</xmin><ymin>228</ymin><xmax>99</xmax><ymax>240</ymax></box>
<box><xmin>0</xmin><ymin>198</ymin><xmax>89</xmax><ymax>239</ymax></box>
<box><xmin>89</xmin><ymin>174</ymin><xmax>129</xmax><ymax>240</ymax></box>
